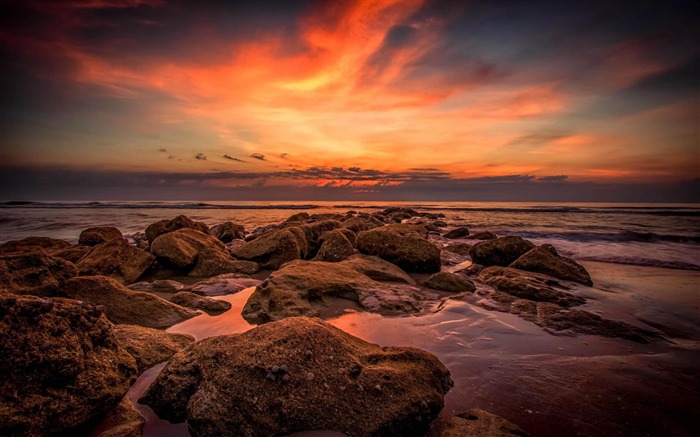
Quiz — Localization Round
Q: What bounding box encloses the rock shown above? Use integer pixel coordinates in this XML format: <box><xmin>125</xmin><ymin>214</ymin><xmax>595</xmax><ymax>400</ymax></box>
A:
<box><xmin>381</xmin><ymin>223</ymin><xmax>430</xmax><ymax>238</ymax></box>
<box><xmin>231</xmin><ymin>229</ymin><xmax>301</xmax><ymax>270</ymax></box>
<box><xmin>0</xmin><ymin>294</ymin><xmax>137</xmax><ymax>436</ymax></box>
<box><xmin>479</xmin><ymin>267</ymin><xmax>585</xmax><ymax>307</ymax></box>
<box><xmin>440</xmin><ymin>250</ymin><xmax>468</xmax><ymax>266</ymax></box>
<box><xmin>190</xmin><ymin>274</ymin><xmax>261</xmax><ymax>296</ymax></box>
<box><xmin>242</xmin><ymin>260</ymin><xmax>423</xmax><ymax>324</ymax></box>
<box><xmin>339</xmin><ymin>254</ymin><xmax>415</xmax><ymax>284</ymax></box>
<box><xmin>169</xmin><ymin>291</ymin><xmax>232</xmax><ymax>314</ymax></box>
<box><xmin>282</xmin><ymin>212</ymin><xmax>311</xmax><ymax>224</ymax></box>
<box><xmin>468</xmin><ymin>236</ymin><xmax>535</xmax><ymax>267</ymax></box>
<box><xmin>0</xmin><ymin>253</ymin><xmax>77</xmax><ymax>297</ymax></box>
<box><xmin>423</xmin><ymin>272</ymin><xmax>475</xmax><ymax>293</ymax></box>
<box><xmin>433</xmin><ymin>220</ymin><xmax>448</xmax><ymax>227</ymax></box>
<box><xmin>443</xmin><ymin>227</ymin><xmax>470</xmax><ymax>239</ymax></box>
<box><xmin>313</xmin><ymin>229</ymin><xmax>355</xmax><ymax>262</ymax></box>
<box><xmin>53</xmin><ymin>245</ymin><xmax>93</xmax><ymax>263</ymax></box>
<box><xmin>337</xmin><ymin>227</ymin><xmax>358</xmax><ymax>247</ymax></box>
<box><xmin>78</xmin><ymin>226</ymin><xmax>124</xmax><ymax>246</ymax></box>
<box><xmin>443</xmin><ymin>242</ymin><xmax>473</xmax><ymax>256</ymax></box>
<box><xmin>299</xmin><ymin>220</ymin><xmax>342</xmax><ymax>255</ymax></box>
<box><xmin>342</xmin><ymin>216</ymin><xmax>381</xmax><ymax>233</ymax></box>
<box><xmin>62</xmin><ymin>276</ymin><xmax>198</xmax><ymax>329</ymax></box>
<box><xmin>140</xmin><ymin>317</ymin><xmax>453</xmax><ymax>437</ymax></box>
<box><xmin>130</xmin><ymin>232</ymin><xmax>149</xmax><ymax>250</ymax></box>
<box><xmin>90</xmin><ymin>397</ymin><xmax>145</xmax><ymax>437</ymax></box>
<box><xmin>209</xmin><ymin>222</ymin><xmax>245</xmax><ymax>243</ymax></box>
<box><xmin>128</xmin><ymin>279</ymin><xmax>186</xmax><ymax>293</ymax></box>
<box><xmin>0</xmin><ymin>237</ymin><xmax>72</xmax><ymax>255</ymax></box>
<box><xmin>76</xmin><ymin>240</ymin><xmax>155</xmax><ymax>284</ymax></box>
<box><xmin>113</xmin><ymin>324</ymin><xmax>195</xmax><ymax>374</ymax></box>
<box><xmin>467</xmin><ymin>231</ymin><xmax>498</xmax><ymax>240</ymax></box>
<box><xmin>357</xmin><ymin>228</ymin><xmax>441</xmax><ymax>273</ymax></box>
<box><xmin>150</xmin><ymin>228</ymin><xmax>225</xmax><ymax>271</ymax></box>
<box><xmin>285</xmin><ymin>226</ymin><xmax>309</xmax><ymax>258</ymax></box>
<box><xmin>426</xmin><ymin>409</ymin><xmax>530</xmax><ymax>437</ymax></box>
<box><xmin>188</xmin><ymin>248</ymin><xmax>260</xmax><ymax>277</ymax></box>
<box><xmin>510</xmin><ymin>244</ymin><xmax>593</xmax><ymax>286</ymax></box>
<box><xmin>145</xmin><ymin>215</ymin><xmax>209</xmax><ymax>244</ymax></box>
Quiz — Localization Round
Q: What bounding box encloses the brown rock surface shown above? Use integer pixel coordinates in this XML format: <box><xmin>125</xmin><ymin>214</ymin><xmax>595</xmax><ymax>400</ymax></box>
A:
<box><xmin>0</xmin><ymin>253</ymin><xmax>77</xmax><ymax>297</ymax></box>
<box><xmin>510</xmin><ymin>244</ymin><xmax>593</xmax><ymax>286</ymax></box>
<box><xmin>0</xmin><ymin>294</ymin><xmax>137</xmax><ymax>436</ymax></box>
<box><xmin>54</xmin><ymin>245</ymin><xmax>93</xmax><ymax>263</ymax></box>
<box><xmin>357</xmin><ymin>227</ymin><xmax>441</xmax><ymax>273</ymax></box>
<box><xmin>113</xmin><ymin>324</ymin><xmax>195</xmax><ymax>374</ymax></box>
<box><xmin>443</xmin><ymin>227</ymin><xmax>470</xmax><ymax>239</ymax></box>
<box><xmin>342</xmin><ymin>216</ymin><xmax>381</xmax><ymax>233</ymax></box>
<box><xmin>423</xmin><ymin>272</ymin><xmax>476</xmax><ymax>293</ymax></box>
<box><xmin>78</xmin><ymin>226</ymin><xmax>124</xmax><ymax>246</ymax></box>
<box><xmin>242</xmin><ymin>260</ymin><xmax>424</xmax><ymax>324</ymax></box>
<box><xmin>479</xmin><ymin>267</ymin><xmax>585</xmax><ymax>307</ymax></box>
<box><xmin>128</xmin><ymin>279</ymin><xmax>186</xmax><ymax>293</ymax></box>
<box><xmin>63</xmin><ymin>276</ymin><xmax>198</xmax><ymax>329</ymax></box>
<box><xmin>190</xmin><ymin>274</ymin><xmax>261</xmax><ymax>296</ymax></box>
<box><xmin>188</xmin><ymin>248</ymin><xmax>260</xmax><ymax>277</ymax></box>
<box><xmin>169</xmin><ymin>291</ymin><xmax>232</xmax><ymax>314</ymax></box>
<box><xmin>209</xmin><ymin>221</ymin><xmax>245</xmax><ymax>243</ymax></box>
<box><xmin>145</xmin><ymin>215</ymin><xmax>209</xmax><ymax>244</ymax></box>
<box><xmin>150</xmin><ymin>228</ymin><xmax>225</xmax><ymax>270</ymax></box>
<box><xmin>426</xmin><ymin>409</ymin><xmax>530</xmax><ymax>437</ymax></box>
<box><xmin>231</xmin><ymin>229</ymin><xmax>302</xmax><ymax>269</ymax></box>
<box><xmin>139</xmin><ymin>317</ymin><xmax>453</xmax><ymax>437</ymax></box>
<box><xmin>90</xmin><ymin>397</ymin><xmax>145</xmax><ymax>437</ymax></box>
<box><xmin>312</xmin><ymin>229</ymin><xmax>355</xmax><ymax>262</ymax></box>
<box><xmin>0</xmin><ymin>237</ymin><xmax>71</xmax><ymax>255</ymax></box>
<box><xmin>468</xmin><ymin>236</ymin><xmax>535</xmax><ymax>267</ymax></box>
<box><xmin>76</xmin><ymin>240</ymin><xmax>155</xmax><ymax>284</ymax></box>
<box><xmin>339</xmin><ymin>254</ymin><xmax>415</xmax><ymax>284</ymax></box>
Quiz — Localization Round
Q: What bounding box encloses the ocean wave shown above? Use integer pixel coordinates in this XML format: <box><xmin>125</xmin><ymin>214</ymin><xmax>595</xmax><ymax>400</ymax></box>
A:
<box><xmin>508</xmin><ymin>230</ymin><xmax>700</xmax><ymax>244</ymax></box>
<box><xmin>578</xmin><ymin>256</ymin><xmax>700</xmax><ymax>271</ymax></box>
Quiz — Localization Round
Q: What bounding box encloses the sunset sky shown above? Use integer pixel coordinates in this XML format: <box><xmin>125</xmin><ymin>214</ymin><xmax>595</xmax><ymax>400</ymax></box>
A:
<box><xmin>1</xmin><ymin>0</ymin><xmax>698</xmax><ymax>201</ymax></box>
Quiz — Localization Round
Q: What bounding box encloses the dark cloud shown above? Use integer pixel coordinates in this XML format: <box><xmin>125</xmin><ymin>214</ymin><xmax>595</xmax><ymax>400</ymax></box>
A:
<box><xmin>158</xmin><ymin>148</ymin><xmax>167</xmax><ymax>152</ymax></box>
<box><xmin>195</xmin><ymin>153</ymin><xmax>206</xmax><ymax>160</ymax></box>
<box><xmin>251</xmin><ymin>153</ymin><xmax>266</xmax><ymax>161</ymax></box>
<box><xmin>223</xmin><ymin>155</ymin><xmax>245</xmax><ymax>162</ymax></box>
<box><xmin>538</xmin><ymin>175</ymin><xmax>569</xmax><ymax>182</ymax></box>
<box><xmin>280</xmin><ymin>153</ymin><xmax>288</xmax><ymax>158</ymax></box>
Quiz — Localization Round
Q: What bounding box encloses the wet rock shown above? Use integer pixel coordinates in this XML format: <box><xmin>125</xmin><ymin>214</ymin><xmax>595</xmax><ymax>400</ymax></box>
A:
<box><xmin>128</xmin><ymin>279</ymin><xmax>186</xmax><ymax>293</ymax></box>
<box><xmin>76</xmin><ymin>240</ymin><xmax>155</xmax><ymax>284</ymax></box>
<box><xmin>231</xmin><ymin>229</ymin><xmax>302</xmax><ymax>270</ymax></box>
<box><xmin>338</xmin><ymin>254</ymin><xmax>415</xmax><ymax>284</ymax></box>
<box><xmin>442</xmin><ymin>242</ymin><xmax>473</xmax><ymax>256</ymax></box>
<box><xmin>113</xmin><ymin>324</ymin><xmax>195</xmax><ymax>374</ymax></box>
<box><xmin>423</xmin><ymin>272</ymin><xmax>476</xmax><ymax>293</ymax></box>
<box><xmin>510</xmin><ymin>244</ymin><xmax>593</xmax><ymax>286</ymax></box>
<box><xmin>53</xmin><ymin>245</ymin><xmax>93</xmax><ymax>263</ymax></box>
<box><xmin>479</xmin><ymin>267</ymin><xmax>585</xmax><ymax>307</ymax></box>
<box><xmin>469</xmin><ymin>236</ymin><xmax>535</xmax><ymax>267</ymax></box>
<box><xmin>145</xmin><ymin>215</ymin><xmax>209</xmax><ymax>244</ymax></box>
<box><xmin>337</xmin><ymin>227</ymin><xmax>358</xmax><ymax>247</ymax></box>
<box><xmin>299</xmin><ymin>220</ymin><xmax>342</xmax><ymax>255</ymax></box>
<box><xmin>357</xmin><ymin>227</ymin><xmax>441</xmax><ymax>273</ymax></box>
<box><xmin>0</xmin><ymin>237</ymin><xmax>72</xmax><ymax>255</ymax></box>
<box><xmin>140</xmin><ymin>317</ymin><xmax>452</xmax><ymax>437</ymax></box>
<box><xmin>131</xmin><ymin>232</ymin><xmax>149</xmax><ymax>250</ymax></box>
<box><xmin>78</xmin><ymin>226</ymin><xmax>124</xmax><ymax>246</ymax></box>
<box><xmin>188</xmin><ymin>248</ymin><xmax>260</xmax><ymax>277</ymax></box>
<box><xmin>313</xmin><ymin>229</ymin><xmax>355</xmax><ymax>262</ymax></box>
<box><xmin>150</xmin><ymin>228</ymin><xmax>225</xmax><ymax>271</ymax></box>
<box><xmin>0</xmin><ymin>294</ymin><xmax>137</xmax><ymax>436</ymax></box>
<box><xmin>467</xmin><ymin>231</ymin><xmax>498</xmax><ymax>240</ymax></box>
<box><xmin>426</xmin><ymin>408</ymin><xmax>530</xmax><ymax>437</ymax></box>
<box><xmin>443</xmin><ymin>227</ymin><xmax>470</xmax><ymax>239</ymax></box>
<box><xmin>342</xmin><ymin>216</ymin><xmax>382</xmax><ymax>233</ymax></box>
<box><xmin>285</xmin><ymin>226</ymin><xmax>309</xmax><ymax>259</ymax></box>
<box><xmin>169</xmin><ymin>291</ymin><xmax>232</xmax><ymax>314</ymax></box>
<box><xmin>190</xmin><ymin>274</ymin><xmax>261</xmax><ymax>296</ymax></box>
<box><xmin>63</xmin><ymin>276</ymin><xmax>198</xmax><ymax>329</ymax></box>
<box><xmin>242</xmin><ymin>260</ymin><xmax>424</xmax><ymax>324</ymax></box>
<box><xmin>209</xmin><ymin>221</ymin><xmax>245</xmax><ymax>243</ymax></box>
<box><xmin>0</xmin><ymin>253</ymin><xmax>77</xmax><ymax>297</ymax></box>
<box><xmin>90</xmin><ymin>397</ymin><xmax>145</xmax><ymax>437</ymax></box>
<box><xmin>282</xmin><ymin>212</ymin><xmax>311</xmax><ymax>225</ymax></box>
<box><xmin>440</xmin><ymin>250</ymin><xmax>468</xmax><ymax>266</ymax></box>
<box><xmin>433</xmin><ymin>220</ymin><xmax>448</xmax><ymax>227</ymax></box>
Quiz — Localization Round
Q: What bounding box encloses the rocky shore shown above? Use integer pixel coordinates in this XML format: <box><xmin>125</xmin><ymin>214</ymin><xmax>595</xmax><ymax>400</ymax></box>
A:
<box><xmin>0</xmin><ymin>207</ymin><xmax>669</xmax><ymax>436</ymax></box>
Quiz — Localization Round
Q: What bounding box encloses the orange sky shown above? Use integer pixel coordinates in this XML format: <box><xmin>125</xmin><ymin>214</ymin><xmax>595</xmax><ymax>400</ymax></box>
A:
<box><xmin>0</xmin><ymin>0</ymin><xmax>698</xmax><ymax>200</ymax></box>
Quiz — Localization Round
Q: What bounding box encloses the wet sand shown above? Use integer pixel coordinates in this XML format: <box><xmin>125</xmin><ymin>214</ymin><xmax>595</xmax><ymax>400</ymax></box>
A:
<box><xmin>133</xmin><ymin>261</ymin><xmax>700</xmax><ymax>436</ymax></box>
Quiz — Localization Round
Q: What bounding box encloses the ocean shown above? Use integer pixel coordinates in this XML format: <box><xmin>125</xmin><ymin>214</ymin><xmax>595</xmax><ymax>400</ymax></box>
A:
<box><xmin>2</xmin><ymin>200</ymin><xmax>699</xmax><ymax>270</ymax></box>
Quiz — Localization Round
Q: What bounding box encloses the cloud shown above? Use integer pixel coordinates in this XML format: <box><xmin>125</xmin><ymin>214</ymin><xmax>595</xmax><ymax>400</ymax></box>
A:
<box><xmin>538</xmin><ymin>175</ymin><xmax>569</xmax><ymax>182</ymax></box>
<box><xmin>251</xmin><ymin>153</ymin><xmax>266</xmax><ymax>161</ymax></box>
<box><xmin>223</xmin><ymin>154</ymin><xmax>245</xmax><ymax>162</ymax></box>
<box><xmin>158</xmin><ymin>148</ymin><xmax>167</xmax><ymax>152</ymax></box>
<box><xmin>195</xmin><ymin>153</ymin><xmax>206</xmax><ymax>160</ymax></box>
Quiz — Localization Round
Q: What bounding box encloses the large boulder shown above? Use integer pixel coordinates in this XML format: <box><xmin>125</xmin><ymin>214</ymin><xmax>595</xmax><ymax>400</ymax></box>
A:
<box><xmin>357</xmin><ymin>228</ymin><xmax>441</xmax><ymax>273</ymax></box>
<box><xmin>62</xmin><ymin>276</ymin><xmax>198</xmax><ymax>329</ymax></box>
<box><xmin>422</xmin><ymin>272</ymin><xmax>476</xmax><ymax>293</ymax></box>
<box><xmin>242</xmin><ymin>260</ymin><xmax>424</xmax><ymax>324</ymax></box>
<box><xmin>231</xmin><ymin>229</ymin><xmax>302</xmax><ymax>270</ymax></box>
<box><xmin>468</xmin><ymin>236</ymin><xmax>535</xmax><ymax>267</ymax></box>
<box><xmin>510</xmin><ymin>244</ymin><xmax>593</xmax><ymax>286</ymax></box>
<box><xmin>113</xmin><ymin>324</ymin><xmax>195</xmax><ymax>374</ymax></box>
<box><xmin>140</xmin><ymin>317</ymin><xmax>453</xmax><ymax>437</ymax></box>
<box><xmin>0</xmin><ymin>294</ymin><xmax>137</xmax><ymax>436</ymax></box>
<box><xmin>145</xmin><ymin>215</ymin><xmax>209</xmax><ymax>244</ymax></box>
<box><xmin>76</xmin><ymin>240</ymin><xmax>154</xmax><ymax>284</ymax></box>
<box><xmin>426</xmin><ymin>409</ymin><xmax>530</xmax><ymax>437</ymax></box>
<box><xmin>479</xmin><ymin>267</ymin><xmax>585</xmax><ymax>307</ymax></box>
<box><xmin>312</xmin><ymin>229</ymin><xmax>355</xmax><ymax>262</ymax></box>
<box><xmin>0</xmin><ymin>253</ymin><xmax>77</xmax><ymax>297</ymax></box>
<box><xmin>339</xmin><ymin>254</ymin><xmax>415</xmax><ymax>284</ymax></box>
<box><xmin>299</xmin><ymin>220</ymin><xmax>342</xmax><ymax>255</ymax></box>
<box><xmin>209</xmin><ymin>222</ymin><xmax>245</xmax><ymax>243</ymax></box>
<box><xmin>150</xmin><ymin>228</ymin><xmax>225</xmax><ymax>271</ymax></box>
<box><xmin>53</xmin><ymin>245</ymin><xmax>93</xmax><ymax>264</ymax></box>
<box><xmin>0</xmin><ymin>237</ymin><xmax>71</xmax><ymax>255</ymax></box>
<box><xmin>188</xmin><ymin>248</ymin><xmax>260</xmax><ymax>277</ymax></box>
<box><xmin>190</xmin><ymin>274</ymin><xmax>261</xmax><ymax>296</ymax></box>
<box><xmin>342</xmin><ymin>216</ymin><xmax>382</xmax><ymax>233</ymax></box>
<box><xmin>78</xmin><ymin>227</ymin><xmax>124</xmax><ymax>246</ymax></box>
<box><xmin>128</xmin><ymin>279</ymin><xmax>186</xmax><ymax>293</ymax></box>
<box><xmin>443</xmin><ymin>227</ymin><xmax>470</xmax><ymax>239</ymax></box>
<box><xmin>169</xmin><ymin>291</ymin><xmax>232</xmax><ymax>314</ymax></box>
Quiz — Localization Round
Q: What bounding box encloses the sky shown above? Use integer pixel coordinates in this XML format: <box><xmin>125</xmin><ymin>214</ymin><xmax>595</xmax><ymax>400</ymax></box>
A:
<box><xmin>0</xmin><ymin>0</ymin><xmax>698</xmax><ymax>201</ymax></box>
